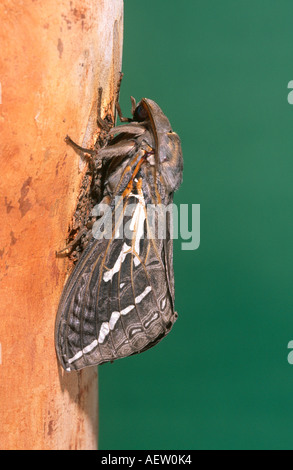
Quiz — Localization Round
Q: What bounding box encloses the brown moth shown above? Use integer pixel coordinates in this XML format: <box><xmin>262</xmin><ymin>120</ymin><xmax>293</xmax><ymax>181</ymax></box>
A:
<box><xmin>55</xmin><ymin>97</ymin><xmax>183</xmax><ymax>371</ymax></box>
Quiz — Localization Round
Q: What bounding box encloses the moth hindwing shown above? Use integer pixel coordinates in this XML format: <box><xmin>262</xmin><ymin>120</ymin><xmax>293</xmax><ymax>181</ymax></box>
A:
<box><xmin>55</xmin><ymin>98</ymin><xmax>183</xmax><ymax>371</ymax></box>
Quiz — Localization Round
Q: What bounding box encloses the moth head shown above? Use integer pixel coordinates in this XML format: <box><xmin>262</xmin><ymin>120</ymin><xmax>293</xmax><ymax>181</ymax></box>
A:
<box><xmin>134</xmin><ymin>98</ymin><xmax>172</xmax><ymax>132</ymax></box>
<box><xmin>134</xmin><ymin>98</ymin><xmax>181</xmax><ymax>160</ymax></box>
<box><xmin>133</xmin><ymin>98</ymin><xmax>183</xmax><ymax>191</ymax></box>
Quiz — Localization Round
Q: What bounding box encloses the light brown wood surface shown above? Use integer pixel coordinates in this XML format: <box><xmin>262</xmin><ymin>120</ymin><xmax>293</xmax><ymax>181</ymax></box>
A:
<box><xmin>0</xmin><ymin>0</ymin><xmax>123</xmax><ymax>450</ymax></box>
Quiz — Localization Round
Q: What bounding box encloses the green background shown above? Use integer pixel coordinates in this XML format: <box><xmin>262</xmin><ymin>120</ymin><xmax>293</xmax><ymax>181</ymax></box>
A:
<box><xmin>99</xmin><ymin>0</ymin><xmax>293</xmax><ymax>450</ymax></box>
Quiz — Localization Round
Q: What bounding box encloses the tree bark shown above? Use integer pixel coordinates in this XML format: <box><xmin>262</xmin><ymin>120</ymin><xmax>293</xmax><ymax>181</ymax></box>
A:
<box><xmin>0</xmin><ymin>0</ymin><xmax>123</xmax><ymax>450</ymax></box>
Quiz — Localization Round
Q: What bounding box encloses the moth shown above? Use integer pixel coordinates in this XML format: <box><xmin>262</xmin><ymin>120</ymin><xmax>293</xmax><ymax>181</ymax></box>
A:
<box><xmin>55</xmin><ymin>96</ymin><xmax>183</xmax><ymax>371</ymax></box>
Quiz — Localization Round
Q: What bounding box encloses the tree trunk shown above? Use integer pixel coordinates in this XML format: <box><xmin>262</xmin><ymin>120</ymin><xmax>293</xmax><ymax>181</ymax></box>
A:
<box><xmin>0</xmin><ymin>0</ymin><xmax>123</xmax><ymax>450</ymax></box>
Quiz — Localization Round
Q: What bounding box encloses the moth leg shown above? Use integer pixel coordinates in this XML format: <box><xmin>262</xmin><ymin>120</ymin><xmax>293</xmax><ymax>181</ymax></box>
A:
<box><xmin>130</xmin><ymin>96</ymin><xmax>137</xmax><ymax>116</ymax></box>
<box><xmin>115</xmin><ymin>71</ymin><xmax>128</xmax><ymax>121</ymax></box>
<box><xmin>116</xmin><ymin>71</ymin><xmax>124</xmax><ymax>97</ymax></box>
<box><xmin>115</xmin><ymin>95</ymin><xmax>137</xmax><ymax>122</ymax></box>
<box><xmin>115</xmin><ymin>100</ymin><xmax>132</xmax><ymax>123</ymax></box>
<box><xmin>65</xmin><ymin>135</ymin><xmax>96</xmax><ymax>156</ymax></box>
<box><xmin>56</xmin><ymin>226</ymin><xmax>89</xmax><ymax>257</ymax></box>
<box><xmin>114</xmin><ymin>73</ymin><xmax>134</xmax><ymax>122</ymax></box>
<box><xmin>96</xmin><ymin>87</ymin><xmax>113</xmax><ymax>131</ymax></box>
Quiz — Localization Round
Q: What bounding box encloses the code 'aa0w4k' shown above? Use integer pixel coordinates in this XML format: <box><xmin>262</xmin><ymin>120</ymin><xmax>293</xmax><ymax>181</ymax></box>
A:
<box><xmin>55</xmin><ymin>95</ymin><xmax>183</xmax><ymax>371</ymax></box>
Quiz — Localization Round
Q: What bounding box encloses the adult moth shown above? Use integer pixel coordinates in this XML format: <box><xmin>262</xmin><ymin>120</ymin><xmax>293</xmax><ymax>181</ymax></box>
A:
<box><xmin>55</xmin><ymin>96</ymin><xmax>183</xmax><ymax>371</ymax></box>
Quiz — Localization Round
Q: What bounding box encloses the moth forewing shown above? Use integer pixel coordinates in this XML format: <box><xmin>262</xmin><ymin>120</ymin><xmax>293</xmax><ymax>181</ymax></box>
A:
<box><xmin>55</xmin><ymin>97</ymin><xmax>183</xmax><ymax>371</ymax></box>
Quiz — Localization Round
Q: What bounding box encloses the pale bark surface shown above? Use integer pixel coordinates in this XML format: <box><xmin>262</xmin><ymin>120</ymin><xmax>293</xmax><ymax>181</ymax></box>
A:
<box><xmin>0</xmin><ymin>0</ymin><xmax>123</xmax><ymax>450</ymax></box>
